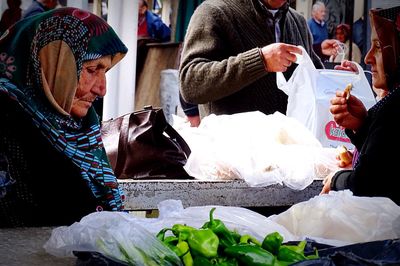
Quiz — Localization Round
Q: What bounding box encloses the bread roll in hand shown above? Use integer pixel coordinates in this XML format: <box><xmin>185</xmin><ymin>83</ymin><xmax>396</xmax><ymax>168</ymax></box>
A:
<box><xmin>337</xmin><ymin>145</ymin><xmax>352</xmax><ymax>165</ymax></box>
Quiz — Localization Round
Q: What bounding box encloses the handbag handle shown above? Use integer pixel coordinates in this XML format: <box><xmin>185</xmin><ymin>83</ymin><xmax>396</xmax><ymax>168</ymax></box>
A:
<box><xmin>164</xmin><ymin>122</ymin><xmax>191</xmax><ymax>157</ymax></box>
<box><xmin>114</xmin><ymin>114</ymin><xmax>130</xmax><ymax>178</ymax></box>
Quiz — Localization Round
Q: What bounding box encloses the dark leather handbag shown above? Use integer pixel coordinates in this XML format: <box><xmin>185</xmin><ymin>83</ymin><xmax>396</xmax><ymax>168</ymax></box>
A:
<box><xmin>101</xmin><ymin>106</ymin><xmax>192</xmax><ymax>179</ymax></box>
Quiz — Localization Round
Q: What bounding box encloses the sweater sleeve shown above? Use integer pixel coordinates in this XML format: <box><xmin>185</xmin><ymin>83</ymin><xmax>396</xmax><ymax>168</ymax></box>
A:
<box><xmin>330</xmin><ymin>169</ymin><xmax>352</xmax><ymax>191</ymax></box>
<box><xmin>179</xmin><ymin>3</ymin><xmax>267</xmax><ymax>104</ymax></box>
<box><xmin>179</xmin><ymin>93</ymin><xmax>199</xmax><ymax>117</ymax></box>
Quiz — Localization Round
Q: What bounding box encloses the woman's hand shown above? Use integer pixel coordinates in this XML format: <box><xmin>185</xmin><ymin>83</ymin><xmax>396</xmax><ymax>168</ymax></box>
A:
<box><xmin>330</xmin><ymin>90</ymin><xmax>367</xmax><ymax>131</ymax></box>
<box><xmin>334</xmin><ymin>60</ymin><xmax>359</xmax><ymax>73</ymax></box>
<box><xmin>336</xmin><ymin>146</ymin><xmax>353</xmax><ymax>168</ymax></box>
<box><xmin>320</xmin><ymin>172</ymin><xmax>334</xmax><ymax>195</ymax></box>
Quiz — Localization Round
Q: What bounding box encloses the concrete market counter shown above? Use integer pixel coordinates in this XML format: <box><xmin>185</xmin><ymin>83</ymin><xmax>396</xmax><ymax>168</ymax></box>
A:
<box><xmin>119</xmin><ymin>179</ymin><xmax>322</xmax><ymax>211</ymax></box>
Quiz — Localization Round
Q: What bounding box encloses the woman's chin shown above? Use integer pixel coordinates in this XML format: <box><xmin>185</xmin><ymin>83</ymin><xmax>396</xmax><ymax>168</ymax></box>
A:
<box><xmin>70</xmin><ymin>108</ymin><xmax>89</xmax><ymax>119</ymax></box>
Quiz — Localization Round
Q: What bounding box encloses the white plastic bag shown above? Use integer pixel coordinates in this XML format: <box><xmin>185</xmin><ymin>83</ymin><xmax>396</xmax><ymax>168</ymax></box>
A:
<box><xmin>43</xmin><ymin>211</ymin><xmax>182</xmax><ymax>265</ymax></box>
<box><xmin>270</xmin><ymin>190</ymin><xmax>400</xmax><ymax>245</ymax></box>
<box><xmin>44</xmin><ymin>200</ymin><xmax>298</xmax><ymax>261</ymax></box>
<box><xmin>277</xmin><ymin>46</ymin><xmax>377</xmax><ymax>149</ymax></box>
<box><xmin>159</xmin><ymin>69</ymin><xmax>180</xmax><ymax>124</ymax></box>
<box><xmin>175</xmin><ymin>111</ymin><xmax>339</xmax><ymax>188</ymax></box>
<box><xmin>45</xmin><ymin>196</ymin><xmax>400</xmax><ymax>261</ymax></box>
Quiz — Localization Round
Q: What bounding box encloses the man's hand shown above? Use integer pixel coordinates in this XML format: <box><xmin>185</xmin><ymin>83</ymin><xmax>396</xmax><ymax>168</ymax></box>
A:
<box><xmin>186</xmin><ymin>115</ymin><xmax>201</xmax><ymax>127</ymax></box>
<box><xmin>260</xmin><ymin>43</ymin><xmax>302</xmax><ymax>72</ymax></box>
<box><xmin>321</xmin><ymin>39</ymin><xmax>339</xmax><ymax>56</ymax></box>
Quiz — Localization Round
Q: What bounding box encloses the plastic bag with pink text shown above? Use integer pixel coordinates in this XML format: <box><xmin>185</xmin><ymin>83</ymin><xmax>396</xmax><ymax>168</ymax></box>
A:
<box><xmin>277</xmin><ymin>46</ymin><xmax>376</xmax><ymax>149</ymax></box>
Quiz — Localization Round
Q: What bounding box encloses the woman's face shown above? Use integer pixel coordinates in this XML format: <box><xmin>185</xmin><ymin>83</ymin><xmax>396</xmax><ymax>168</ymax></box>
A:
<box><xmin>70</xmin><ymin>55</ymin><xmax>112</xmax><ymax>118</ymax></box>
<box><xmin>335</xmin><ymin>28</ymin><xmax>347</xmax><ymax>43</ymax></box>
<box><xmin>364</xmin><ymin>25</ymin><xmax>387</xmax><ymax>91</ymax></box>
<box><xmin>314</xmin><ymin>5</ymin><xmax>326</xmax><ymax>22</ymax></box>
<box><xmin>138</xmin><ymin>0</ymin><xmax>147</xmax><ymax>17</ymax></box>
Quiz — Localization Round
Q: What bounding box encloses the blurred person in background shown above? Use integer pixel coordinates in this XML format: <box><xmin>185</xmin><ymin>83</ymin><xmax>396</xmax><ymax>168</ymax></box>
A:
<box><xmin>308</xmin><ymin>1</ymin><xmax>329</xmax><ymax>61</ymax></box>
<box><xmin>0</xmin><ymin>0</ymin><xmax>22</xmax><ymax>35</ymax></box>
<box><xmin>137</xmin><ymin>0</ymin><xmax>171</xmax><ymax>42</ymax></box>
<box><xmin>22</xmin><ymin>0</ymin><xmax>58</xmax><ymax>19</ymax></box>
<box><xmin>136</xmin><ymin>0</ymin><xmax>171</xmax><ymax>85</ymax></box>
<box><xmin>329</xmin><ymin>24</ymin><xmax>362</xmax><ymax>64</ymax></box>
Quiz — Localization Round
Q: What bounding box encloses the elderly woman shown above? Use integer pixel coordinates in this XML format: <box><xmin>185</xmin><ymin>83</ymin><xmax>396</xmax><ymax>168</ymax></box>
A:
<box><xmin>0</xmin><ymin>7</ymin><xmax>127</xmax><ymax>227</ymax></box>
<box><xmin>329</xmin><ymin>23</ymin><xmax>362</xmax><ymax>63</ymax></box>
<box><xmin>321</xmin><ymin>6</ymin><xmax>400</xmax><ymax>205</ymax></box>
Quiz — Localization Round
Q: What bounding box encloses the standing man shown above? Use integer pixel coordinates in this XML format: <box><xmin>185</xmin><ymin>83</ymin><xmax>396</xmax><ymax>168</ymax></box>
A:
<box><xmin>22</xmin><ymin>0</ymin><xmax>58</xmax><ymax>19</ymax></box>
<box><xmin>307</xmin><ymin>1</ymin><xmax>329</xmax><ymax>61</ymax></box>
<box><xmin>179</xmin><ymin>0</ymin><xmax>325</xmax><ymax>118</ymax></box>
<box><xmin>136</xmin><ymin>0</ymin><xmax>171</xmax><ymax>84</ymax></box>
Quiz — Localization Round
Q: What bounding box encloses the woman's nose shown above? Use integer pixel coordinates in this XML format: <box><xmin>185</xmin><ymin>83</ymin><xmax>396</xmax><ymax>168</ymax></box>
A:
<box><xmin>364</xmin><ymin>48</ymin><xmax>373</xmax><ymax>65</ymax></box>
<box><xmin>93</xmin><ymin>73</ymin><xmax>107</xmax><ymax>97</ymax></box>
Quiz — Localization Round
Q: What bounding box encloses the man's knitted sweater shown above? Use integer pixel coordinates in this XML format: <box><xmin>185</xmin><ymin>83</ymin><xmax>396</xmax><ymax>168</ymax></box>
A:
<box><xmin>179</xmin><ymin>0</ymin><xmax>323</xmax><ymax>117</ymax></box>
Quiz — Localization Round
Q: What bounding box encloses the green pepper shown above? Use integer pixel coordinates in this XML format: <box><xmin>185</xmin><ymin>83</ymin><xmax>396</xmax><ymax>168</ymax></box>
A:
<box><xmin>306</xmin><ymin>248</ymin><xmax>319</xmax><ymax>260</ymax></box>
<box><xmin>163</xmin><ymin>236</ymin><xmax>179</xmax><ymax>245</ymax></box>
<box><xmin>171</xmin><ymin>224</ymin><xmax>197</xmax><ymax>240</ymax></box>
<box><xmin>177</xmin><ymin>240</ymin><xmax>193</xmax><ymax>266</ymax></box>
<box><xmin>202</xmin><ymin>208</ymin><xmax>237</xmax><ymax>247</ymax></box>
<box><xmin>156</xmin><ymin>228</ymin><xmax>183</xmax><ymax>257</ymax></box>
<box><xmin>193</xmin><ymin>256</ymin><xmax>214</xmax><ymax>266</ymax></box>
<box><xmin>239</xmin><ymin>234</ymin><xmax>262</xmax><ymax>246</ymax></box>
<box><xmin>277</xmin><ymin>245</ymin><xmax>307</xmax><ymax>263</ymax></box>
<box><xmin>156</xmin><ymin>228</ymin><xmax>171</xmax><ymax>242</ymax></box>
<box><xmin>273</xmin><ymin>260</ymin><xmax>291</xmax><ymax>266</ymax></box>
<box><xmin>224</xmin><ymin>243</ymin><xmax>275</xmax><ymax>266</ymax></box>
<box><xmin>187</xmin><ymin>228</ymin><xmax>219</xmax><ymax>258</ymax></box>
<box><xmin>230</xmin><ymin>230</ymin><xmax>242</xmax><ymax>243</ymax></box>
<box><xmin>194</xmin><ymin>256</ymin><xmax>238</xmax><ymax>266</ymax></box>
<box><xmin>281</xmin><ymin>240</ymin><xmax>306</xmax><ymax>254</ymax></box>
<box><xmin>163</xmin><ymin>242</ymin><xmax>184</xmax><ymax>257</ymax></box>
<box><xmin>262</xmin><ymin>232</ymin><xmax>284</xmax><ymax>255</ymax></box>
<box><xmin>211</xmin><ymin>257</ymin><xmax>239</xmax><ymax>266</ymax></box>
<box><xmin>172</xmin><ymin>224</ymin><xmax>197</xmax><ymax>240</ymax></box>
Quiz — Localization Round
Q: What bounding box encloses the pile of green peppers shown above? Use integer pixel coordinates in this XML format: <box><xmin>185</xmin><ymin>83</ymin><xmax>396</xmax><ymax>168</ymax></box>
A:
<box><xmin>156</xmin><ymin>208</ymin><xmax>318</xmax><ymax>266</ymax></box>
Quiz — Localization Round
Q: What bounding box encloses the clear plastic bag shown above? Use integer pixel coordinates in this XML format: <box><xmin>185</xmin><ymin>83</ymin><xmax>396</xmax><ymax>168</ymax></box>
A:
<box><xmin>45</xmin><ymin>196</ymin><xmax>400</xmax><ymax>264</ymax></box>
<box><xmin>43</xmin><ymin>211</ymin><xmax>183</xmax><ymax>266</ymax></box>
<box><xmin>44</xmin><ymin>200</ymin><xmax>297</xmax><ymax>264</ymax></box>
<box><xmin>270</xmin><ymin>190</ymin><xmax>400</xmax><ymax>246</ymax></box>
<box><xmin>175</xmin><ymin>111</ymin><xmax>339</xmax><ymax>188</ymax></box>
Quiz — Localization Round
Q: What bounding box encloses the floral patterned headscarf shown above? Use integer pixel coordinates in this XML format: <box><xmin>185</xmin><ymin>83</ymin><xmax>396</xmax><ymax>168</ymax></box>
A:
<box><xmin>0</xmin><ymin>7</ymin><xmax>128</xmax><ymax>211</ymax></box>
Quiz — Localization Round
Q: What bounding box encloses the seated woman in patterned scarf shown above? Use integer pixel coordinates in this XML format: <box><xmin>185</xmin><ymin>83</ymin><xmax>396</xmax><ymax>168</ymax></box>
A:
<box><xmin>0</xmin><ymin>7</ymin><xmax>128</xmax><ymax>227</ymax></box>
